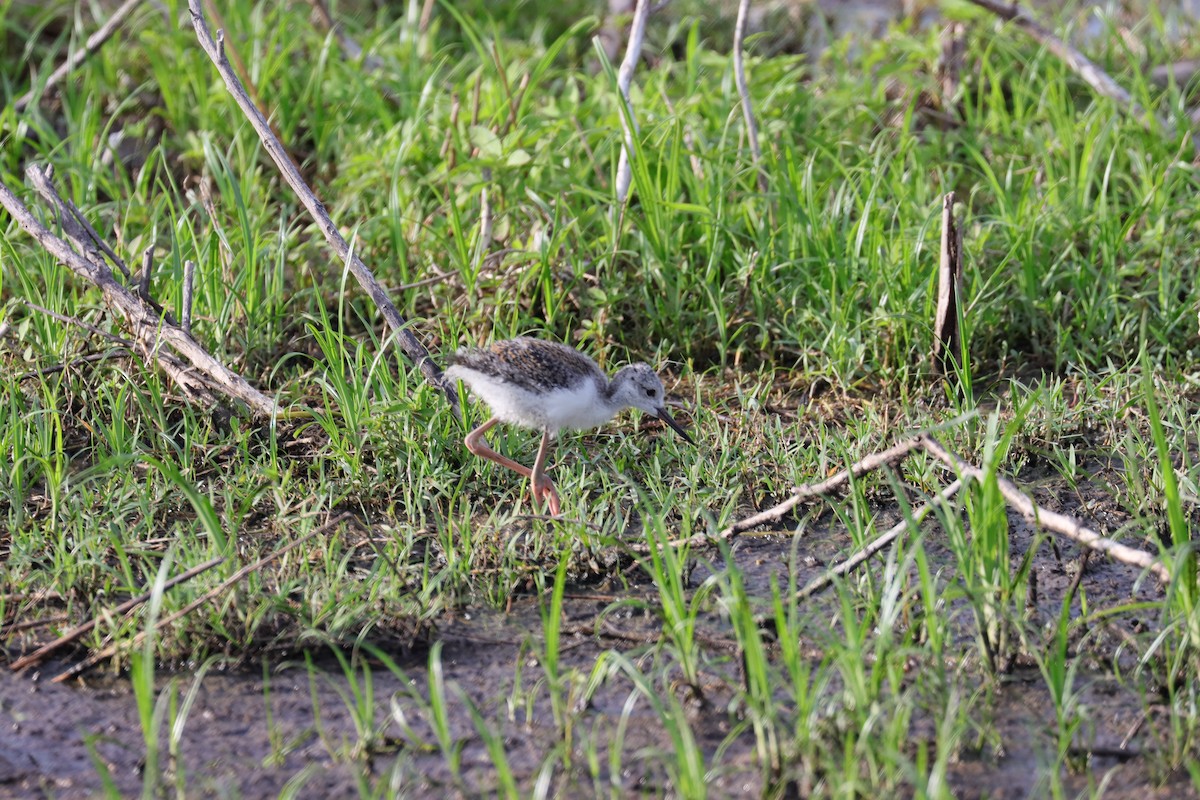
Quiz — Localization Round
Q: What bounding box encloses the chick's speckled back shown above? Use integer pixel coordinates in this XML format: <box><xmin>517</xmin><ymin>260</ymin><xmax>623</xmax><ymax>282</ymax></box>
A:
<box><xmin>448</xmin><ymin>337</ymin><xmax>604</xmax><ymax>394</ymax></box>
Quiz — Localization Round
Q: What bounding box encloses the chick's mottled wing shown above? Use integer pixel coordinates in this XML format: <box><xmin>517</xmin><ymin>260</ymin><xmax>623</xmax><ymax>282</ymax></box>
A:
<box><xmin>450</xmin><ymin>337</ymin><xmax>601</xmax><ymax>393</ymax></box>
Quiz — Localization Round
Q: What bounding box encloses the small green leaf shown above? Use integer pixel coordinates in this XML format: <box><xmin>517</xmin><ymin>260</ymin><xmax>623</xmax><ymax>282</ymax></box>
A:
<box><xmin>468</xmin><ymin>125</ymin><xmax>502</xmax><ymax>159</ymax></box>
<box><xmin>505</xmin><ymin>148</ymin><xmax>532</xmax><ymax>167</ymax></box>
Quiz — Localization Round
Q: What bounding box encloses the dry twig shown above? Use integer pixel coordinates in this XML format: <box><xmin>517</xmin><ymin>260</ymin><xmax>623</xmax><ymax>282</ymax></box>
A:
<box><xmin>696</xmin><ymin>436</ymin><xmax>925</xmax><ymax>545</ymax></box>
<box><xmin>306</xmin><ymin>0</ymin><xmax>394</xmax><ymax>97</ymax></box>
<box><xmin>187</xmin><ymin>0</ymin><xmax>462</xmax><ymax>417</ymax></box>
<box><xmin>733</xmin><ymin>0</ymin><xmax>766</xmax><ymax>193</ymax></box>
<box><xmin>932</xmin><ymin>192</ymin><xmax>964</xmax><ymax>377</ymax></box>
<box><xmin>792</xmin><ymin>479</ymin><xmax>963</xmax><ymax>601</ymax></box>
<box><xmin>613</xmin><ymin>0</ymin><xmax>651</xmax><ymax>205</ymax></box>
<box><xmin>17</xmin><ymin>348</ymin><xmax>131</xmax><ymax>382</ymax></box>
<box><xmin>938</xmin><ymin>22</ymin><xmax>966</xmax><ymax>115</ymax></box>
<box><xmin>919</xmin><ymin>434</ymin><xmax>1169</xmax><ymax>582</ymax></box>
<box><xmin>1150</xmin><ymin>59</ymin><xmax>1200</xmax><ymax>89</ymax></box>
<box><xmin>10</xmin><ymin>556</ymin><xmax>225</xmax><ymax>672</ymax></box>
<box><xmin>963</xmin><ymin>0</ymin><xmax>1171</xmax><ymax>136</ymax></box>
<box><xmin>52</xmin><ymin>515</ymin><xmax>352</xmax><ymax>682</ymax></box>
<box><xmin>181</xmin><ymin>259</ymin><xmax>197</xmax><ymax>336</ymax></box>
<box><xmin>21</xmin><ymin>299</ymin><xmax>133</xmax><ymax>348</ymax></box>
<box><xmin>14</xmin><ymin>0</ymin><xmax>148</xmax><ymax>113</ymax></box>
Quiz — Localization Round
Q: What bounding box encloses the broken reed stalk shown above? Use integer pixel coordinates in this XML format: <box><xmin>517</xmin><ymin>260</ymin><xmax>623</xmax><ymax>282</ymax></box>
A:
<box><xmin>186</xmin><ymin>0</ymin><xmax>462</xmax><ymax>418</ymax></box>
<box><xmin>733</xmin><ymin>0</ymin><xmax>767</xmax><ymax>193</ymax></box>
<box><xmin>963</xmin><ymin>0</ymin><xmax>1173</xmax><ymax>137</ymax></box>
<box><xmin>919</xmin><ymin>434</ymin><xmax>1170</xmax><ymax>582</ymax></box>
<box><xmin>52</xmin><ymin>514</ymin><xmax>352</xmax><ymax>682</ymax></box>
<box><xmin>14</xmin><ymin>0</ymin><xmax>147</xmax><ymax>113</ymax></box>
<box><xmin>792</xmin><ymin>479</ymin><xmax>963</xmax><ymax>601</ymax></box>
<box><xmin>932</xmin><ymin>191</ymin><xmax>963</xmax><ymax>377</ymax></box>
<box><xmin>137</xmin><ymin>245</ymin><xmax>153</xmax><ymax>301</ymax></box>
<box><xmin>0</xmin><ymin>166</ymin><xmax>279</xmax><ymax>416</ymax></box>
<box><xmin>182</xmin><ymin>259</ymin><xmax>196</xmax><ymax>335</ymax></box>
<box><xmin>10</xmin><ymin>556</ymin><xmax>225</xmax><ymax>673</ymax></box>
<box><xmin>613</xmin><ymin>0</ymin><xmax>651</xmax><ymax>205</ymax></box>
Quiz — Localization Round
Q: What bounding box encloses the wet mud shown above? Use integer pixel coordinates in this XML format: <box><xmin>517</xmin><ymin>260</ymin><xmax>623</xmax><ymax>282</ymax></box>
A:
<box><xmin>3</xmin><ymin>470</ymin><xmax>1194</xmax><ymax>798</ymax></box>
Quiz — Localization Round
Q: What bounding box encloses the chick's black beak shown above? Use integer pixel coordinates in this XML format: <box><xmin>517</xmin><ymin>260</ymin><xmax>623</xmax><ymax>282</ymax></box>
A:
<box><xmin>656</xmin><ymin>407</ymin><xmax>694</xmax><ymax>445</ymax></box>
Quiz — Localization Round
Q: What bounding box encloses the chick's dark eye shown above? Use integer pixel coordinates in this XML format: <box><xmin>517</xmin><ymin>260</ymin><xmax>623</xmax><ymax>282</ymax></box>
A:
<box><xmin>644</xmin><ymin>388</ymin><xmax>655</xmax><ymax>398</ymax></box>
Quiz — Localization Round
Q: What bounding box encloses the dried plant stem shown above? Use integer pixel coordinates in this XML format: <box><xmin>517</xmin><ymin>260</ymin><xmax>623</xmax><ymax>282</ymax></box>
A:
<box><xmin>182</xmin><ymin>259</ymin><xmax>197</xmax><ymax>335</ymax></box>
<box><xmin>733</xmin><ymin>0</ymin><xmax>766</xmax><ymax>192</ymax></box>
<box><xmin>0</xmin><ymin>167</ymin><xmax>279</xmax><ymax>415</ymax></box>
<box><xmin>10</xmin><ymin>557</ymin><xmax>225</xmax><ymax>673</ymax></box>
<box><xmin>14</xmin><ymin>0</ymin><xmax>147</xmax><ymax>113</ymax></box>
<box><xmin>919</xmin><ymin>434</ymin><xmax>1169</xmax><ymax>582</ymax></box>
<box><xmin>792</xmin><ymin>479</ymin><xmax>963</xmax><ymax>601</ymax></box>
<box><xmin>932</xmin><ymin>191</ymin><xmax>963</xmax><ymax>377</ymax></box>
<box><xmin>614</xmin><ymin>0</ymin><xmax>650</xmax><ymax>204</ymax></box>
<box><xmin>52</xmin><ymin>515</ymin><xmax>352</xmax><ymax>682</ymax></box>
<box><xmin>187</xmin><ymin>0</ymin><xmax>461</xmax><ymax>417</ymax></box>
<box><xmin>702</xmin><ymin>436</ymin><xmax>924</xmax><ymax>544</ymax></box>
<box><xmin>964</xmin><ymin>0</ymin><xmax>1172</xmax><ymax>137</ymax></box>
<box><xmin>17</xmin><ymin>348</ymin><xmax>130</xmax><ymax>382</ymax></box>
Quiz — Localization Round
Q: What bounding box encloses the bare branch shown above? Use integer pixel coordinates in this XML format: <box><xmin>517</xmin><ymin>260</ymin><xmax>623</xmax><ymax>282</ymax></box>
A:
<box><xmin>614</xmin><ymin>0</ymin><xmax>651</xmax><ymax>204</ymax></box>
<box><xmin>937</xmin><ymin>22</ymin><xmax>966</xmax><ymax>115</ymax></box>
<box><xmin>1149</xmin><ymin>58</ymin><xmax>1200</xmax><ymax>88</ymax></box>
<box><xmin>920</xmin><ymin>434</ymin><xmax>1170</xmax><ymax>582</ymax></box>
<box><xmin>22</xmin><ymin>299</ymin><xmax>133</xmax><ymax>348</ymax></box>
<box><xmin>17</xmin><ymin>349</ymin><xmax>130</xmax><ymax>382</ymax></box>
<box><xmin>963</xmin><ymin>0</ymin><xmax>1172</xmax><ymax>137</ymax></box>
<box><xmin>792</xmin><ymin>479</ymin><xmax>963</xmax><ymax>601</ymax></box>
<box><xmin>186</xmin><ymin>0</ymin><xmax>461</xmax><ymax>418</ymax></box>
<box><xmin>14</xmin><ymin>0</ymin><xmax>147</xmax><ymax>113</ymax></box>
<box><xmin>733</xmin><ymin>0</ymin><xmax>767</xmax><ymax>193</ymax></box>
<box><xmin>29</xmin><ymin>165</ymin><xmax>130</xmax><ymax>280</ymax></box>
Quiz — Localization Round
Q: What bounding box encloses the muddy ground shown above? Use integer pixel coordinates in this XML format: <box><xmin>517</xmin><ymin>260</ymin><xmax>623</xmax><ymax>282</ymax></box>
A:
<box><xmin>3</xmin><ymin>474</ymin><xmax>1194</xmax><ymax>799</ymax></box>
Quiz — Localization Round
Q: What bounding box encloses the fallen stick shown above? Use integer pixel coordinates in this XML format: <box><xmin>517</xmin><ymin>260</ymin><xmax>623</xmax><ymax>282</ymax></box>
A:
<box><xmin>14</xmin><ymin>0</ymin><xmax>147</xmax><ymax>113</ymax></box>
<box><xmin>792</xmin><ymin>479</ymin><xmax>963</xmax><ymax>601</ymax></box>
<box><xmin>186</xmin><ymin>1</ymin><xmax>462</xmax><ymax>417</ymax></box>
<box><xmin>733</xmin><ymin>0</ymin><xmax>767</xmax><ymax>193</ymax></box>
<box><xmin>10</xmin><ymin>556</ymin><xmax>225</xmax><ymax>672</ymax></box>
<box><xmin>1149</xmin><ymin>58</ymin><xmax>1200</xmax><ymax>89</ymax></box>
<box><xmin>938</xmin><ymin>22</ymin><xmax>966</xmax><ymax>115</ymax></box>
<box><xmin>52</xmin><ymin>514</ymin><xmax>352</xmax><ymax>683</ymax></box>
<box><xmin>919</xmin><ymin>434</ymin><xmax>1170</xmax><ymax>582</ymax></box>
<box><xmin>963</xmin><ymin>0</ymin><xmax>1172</xmax><ymax>137</ymax></box>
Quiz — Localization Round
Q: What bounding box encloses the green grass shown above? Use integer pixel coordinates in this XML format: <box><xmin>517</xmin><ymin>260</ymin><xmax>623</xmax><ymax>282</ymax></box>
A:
<box><xmin>2</xmin><ymin>0</ymin><xmax>1200</xmax><ymax>796</ymax></box>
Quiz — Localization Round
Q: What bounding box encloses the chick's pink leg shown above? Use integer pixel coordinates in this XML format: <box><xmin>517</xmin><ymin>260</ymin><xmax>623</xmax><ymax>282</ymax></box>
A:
<box><xmin>530</xmin><ymin>428</ymin><xmax>561</xmax><ymax>516</ymax></box>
